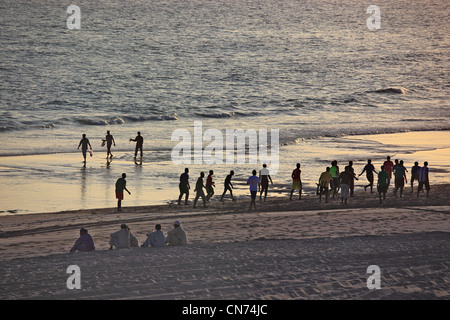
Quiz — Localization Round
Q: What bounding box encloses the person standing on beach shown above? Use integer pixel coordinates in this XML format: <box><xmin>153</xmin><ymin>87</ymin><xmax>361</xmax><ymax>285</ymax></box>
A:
<box><xmin>410</xmin><ymin>161</ymin><xmax>421</xmax><ymax>193</ymax></box>
<box><xmin>393</xmin><ymin>160</ymin><xmax>407</xmax><ymax>197</ymax></box>
<box><xmin>142</xmin><ymin>224</ymin><xmax>165</xmax><ymax>247</ymax></box>
<box><xmin>205</xmin><ymin>170</ymin><xmax>215</xmax><ymax>202</ymax></box>
<box><xmin>383</xmin><ymin>156</ymin><xmax>394</xmax><ymax>186</ymax></box>
<box><xmin>130</xmin><ymin>131</ymin><xmax>144</xmax><ymax>159</ymax></box>
<box><xmin>377</xmin><ymin>166</ymin><xmax>390</xmax><ymax>204</ymax></box>
<box><xmin>220</xmin><ymin>170</ymin><xmax>235</xmax><ymax>201</ymax></box>
<box><xmin>330</xmin><ymin>160</ymin><xmax>340</xmax><ymax>199</ymax></box>
<box><xmin>347</xmin><ymin>161</ymin><xmax>358</xmax><ymax>197</ymax></box>
<box><xmin>359</xmin><ymin>159</ymin><xmax>377</xmax><ymax>193</ymax></box>
<box><xmin>77</xmin><ymin>134</ymin><xmax>92</xmax><ymax>163</ymax></box>
<box><xmin>247</xmin><ymin>170</ymin><xmax>261</xmax><ymax>210</ymax></box>
<box><xmin>259</xmin><ymin>164</ymin><xmax>273</xmax><ymax>202</ymax></box>
<box><xmin>102</xmin><ymin>130</ymin><xmax>116</xmax><ymax>159</ymax></box>
<box><xmin>193</xmin><ymin>172</ymin><xmax>207</xmax><ymax>208</ymax></box>
<box><xmin>165</xmin><ymin>220</ymin><xmax>188</xmax><ymax>246</ymax></box>
<box><xmin>319</xmin><ymin>167</ymin><xmax>333</xmax><ymax>203</ymax></box>
<box><xmin>289</xmin><ymin>163</ymin><xmax>302</xmax><ymax>200</ymax></box>
<box><xmin>70</xmin><ymin>228</ymin><xmax>95</xmax><ymax>253</ymax></box>
<box><xmin>339</xmin><ymin>166</ymin><xmax>352</xmax><ymax>205</ymax></box>
<box><xmin>178</xmin><ymin>168</ymin><xmax>190</xmax><ymax>205</ymax></box>
<box><xmin>115</xmin><ymin>173</ymin><xmax>131</xmax><ymax>212</ymax></box>
<box><xmin>417</xmin><ymin>161</ymin><xmax>430</xmax><ymax>198</ymax></box>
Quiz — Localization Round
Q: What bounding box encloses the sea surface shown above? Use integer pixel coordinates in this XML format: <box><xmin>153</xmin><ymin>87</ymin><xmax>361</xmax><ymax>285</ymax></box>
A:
<box><xmin>0</xmin><ymin>0</ymin><xmax>449</xmax><ymax>214</ymax></box>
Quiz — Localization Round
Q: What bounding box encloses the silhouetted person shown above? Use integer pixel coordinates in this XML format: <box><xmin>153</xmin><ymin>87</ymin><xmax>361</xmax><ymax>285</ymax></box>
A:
<box><xmin>339</xmin><ymin>166</ymin><xmax>352</xmax><ymax>204</ymax></box>
<box><xmin>115</xmin><ymin>173</ymin><xmax>131</xmax><ymax>211</ymax></box>
<box><xmin>347</xmin><ymin>161</ymin><xmax>358</xmax><ymax>196</ymax></box>
<box><xmin>220</xmin><ymin>170</ymin><xmax>235</xmax><ymax>201</ymax></box>
<box><xmin>193</xmin><ymin>172</ymin><xmax>207</xmax><ymax>208</ymax></box>
<box><xmin>130</xmin><ymin>132</ymin><xmax>143</xmax><ymax>159</ymax></box>
<box><xmin>77</xmin><ymin>134</ymin><xmax>92</xmax><ymax>163</ymax></box>
<box><xmin>259</xmin><ymin>164</ymin><xmax>273</xmax><ymax>201</ymax></box>
<box><xmin>247</xmin><ymin>170</ymin><xmax>261</xmax><ymax>210</ymax></box>
<box><xmin>417</xmin><ymin>161</ymin><xmax>430</xmax><ymax>198</ymax></box>
<box><xmin>206</xmin><ymin>170</ymin><xmax>215</xmax><ymax>201</ymax></box>
<box><xmin>359</xmin><ymin>159</ymin><xmax>377</xmax><ymax>193</ymax></box>
<box><xmin>178</xmin><ymin>168</ymin><xmax>190</xmax><ymax>205</ymax></box>
<box><xmin>393</xmin><ymin>160</ymin><xmax>407</xmax><ymax>197</ymax></box>
<box><xmin>319</xmin><ymin>167</ymin><xmax>332</xmax><ymax>203</ymax></box>
<box><xmin>377</xmin><ymin>166</ymin><xmax>390</xmax><ymax>204</ymax></box>
<box><xmin>383</xmin><ymin>156</ymin><xmax>394</xmax><ymax>186</ymax></box>
<box><xmin>290</xmin><ymin>163</ymin><xmax>302</xmax><ymax>200</ymax></box>
<box><xmin>410</xmin><ymin>161</ymin><xmax>421</xmax><ymax>193</ymax></box>
<box><xmin>102</xmin><ymin>130</ymin><xmax>116</xmax><ymax>159</ymax></box>
<box><xmin>330</xmin><ymin>160</ymin><xmax>340</xmax><ymax>199</ymax></box>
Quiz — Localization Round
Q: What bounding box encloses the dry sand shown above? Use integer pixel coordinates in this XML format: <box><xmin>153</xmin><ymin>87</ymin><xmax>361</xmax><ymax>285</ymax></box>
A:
<box><xmin>0</xmin><ymin>184</ymin><xmax>449</xmax><ymax>300</ymax></box>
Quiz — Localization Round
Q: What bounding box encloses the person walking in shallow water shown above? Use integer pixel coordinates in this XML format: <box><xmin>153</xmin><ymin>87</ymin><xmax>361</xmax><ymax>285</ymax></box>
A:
<box><xmin>77</xmin><ymin>134</ymin><xmax>92</xmax><ymax>163</ymax></box>
<box><xmin>102</xmin><ymin>130</ymin><xmax>116</xmax><ymax>159</ymax></box>
<box><xmin>115</xmin><ymin>173</ymin><xmax>131</xmax><ymax>211</ymax></box>
<box><xmin>130</xmin><ymin>131</ymin><xmax>143</xmax><ymax>159</ymax></box>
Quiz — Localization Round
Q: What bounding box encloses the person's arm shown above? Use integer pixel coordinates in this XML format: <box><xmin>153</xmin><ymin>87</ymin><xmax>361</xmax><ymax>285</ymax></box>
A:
<box><xmin>77</xmin><ymin>140</ymin><xmax>81</xmax><ymax>149</ymax></box>
<box><xmin>359</xmin><ymin>167</ymin><xmax>366</xmax><ymax>176</ymax></box>
<box><xmin>124</xmin><ymin>187</ymin><xmax>131</xmax><ymax>195</ymax></box>
<box><xmin>112</xmin><ymin>136</ymin><xmax>116</xmax><ymax>146</ymax></box>
<box><xmin>70</xmin><ymin>238</ymin><xmax>81</xmax><ymax>253</ymax></box>
<box><xmin>269</xmin><ymin>175</ymin><xmax>273</xmax><ymax>185</ymax></box>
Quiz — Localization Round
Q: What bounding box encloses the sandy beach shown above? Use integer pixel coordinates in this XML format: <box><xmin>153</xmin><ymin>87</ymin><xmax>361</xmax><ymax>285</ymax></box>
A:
<box><xmin>0</xmin><ymin>183</ymin><xmax>449</xmax><ymax>300</ymax></box>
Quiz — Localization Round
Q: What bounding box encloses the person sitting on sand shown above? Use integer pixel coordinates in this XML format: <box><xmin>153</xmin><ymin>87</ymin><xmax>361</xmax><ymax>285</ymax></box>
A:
<box><xmin>70</xmin><ymin>228</ymin><xmax>95</xmax><ymax>253</ymax></box>
<box><xmin>109</xmin><ymin>224</ymin><xmax>139</xmax><ymax>249</ymax></box>
<box><xmin>417</xmin><ymin>161</ymin><xmax>430</xmax><ymax>198</ymax></box>
<box><xmin>377</xmin><ymin>165</ymin><xmax>390</xmax><ymax>204</ymax></box>
<box><xmin>142</xmin><ymin>224</ymin><xmax>165</xmax><ymax>247</ymax></box>
<box><xmin>220</xmin><ymin>170</ymin><xmax>235</xmax><ymax>201</ymax></box>
<box><xmin>165</xmin><ymin>220</ymin><xmax>188</xmax><ymax>246</ymax></box>
<box><xmin>319</xmin><ymin>167</ymin><xmax>333</xmax><ymax>203</ymax></box>
<box><xmin>77</xmin><ymin>134</ymin><xmax>92</xmax><ymax>163</ymax></box>
<box><xmin>359</xmin><ymin>159</ymin><xmax>377</xmax><ymax>193</ymax></box>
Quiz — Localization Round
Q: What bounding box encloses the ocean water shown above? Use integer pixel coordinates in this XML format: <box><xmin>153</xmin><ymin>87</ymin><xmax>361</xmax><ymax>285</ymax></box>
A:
<box><xmin>0</xmin><ymin>0</ymin><xmax>449</xmax><ymax>214</ymax></box>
